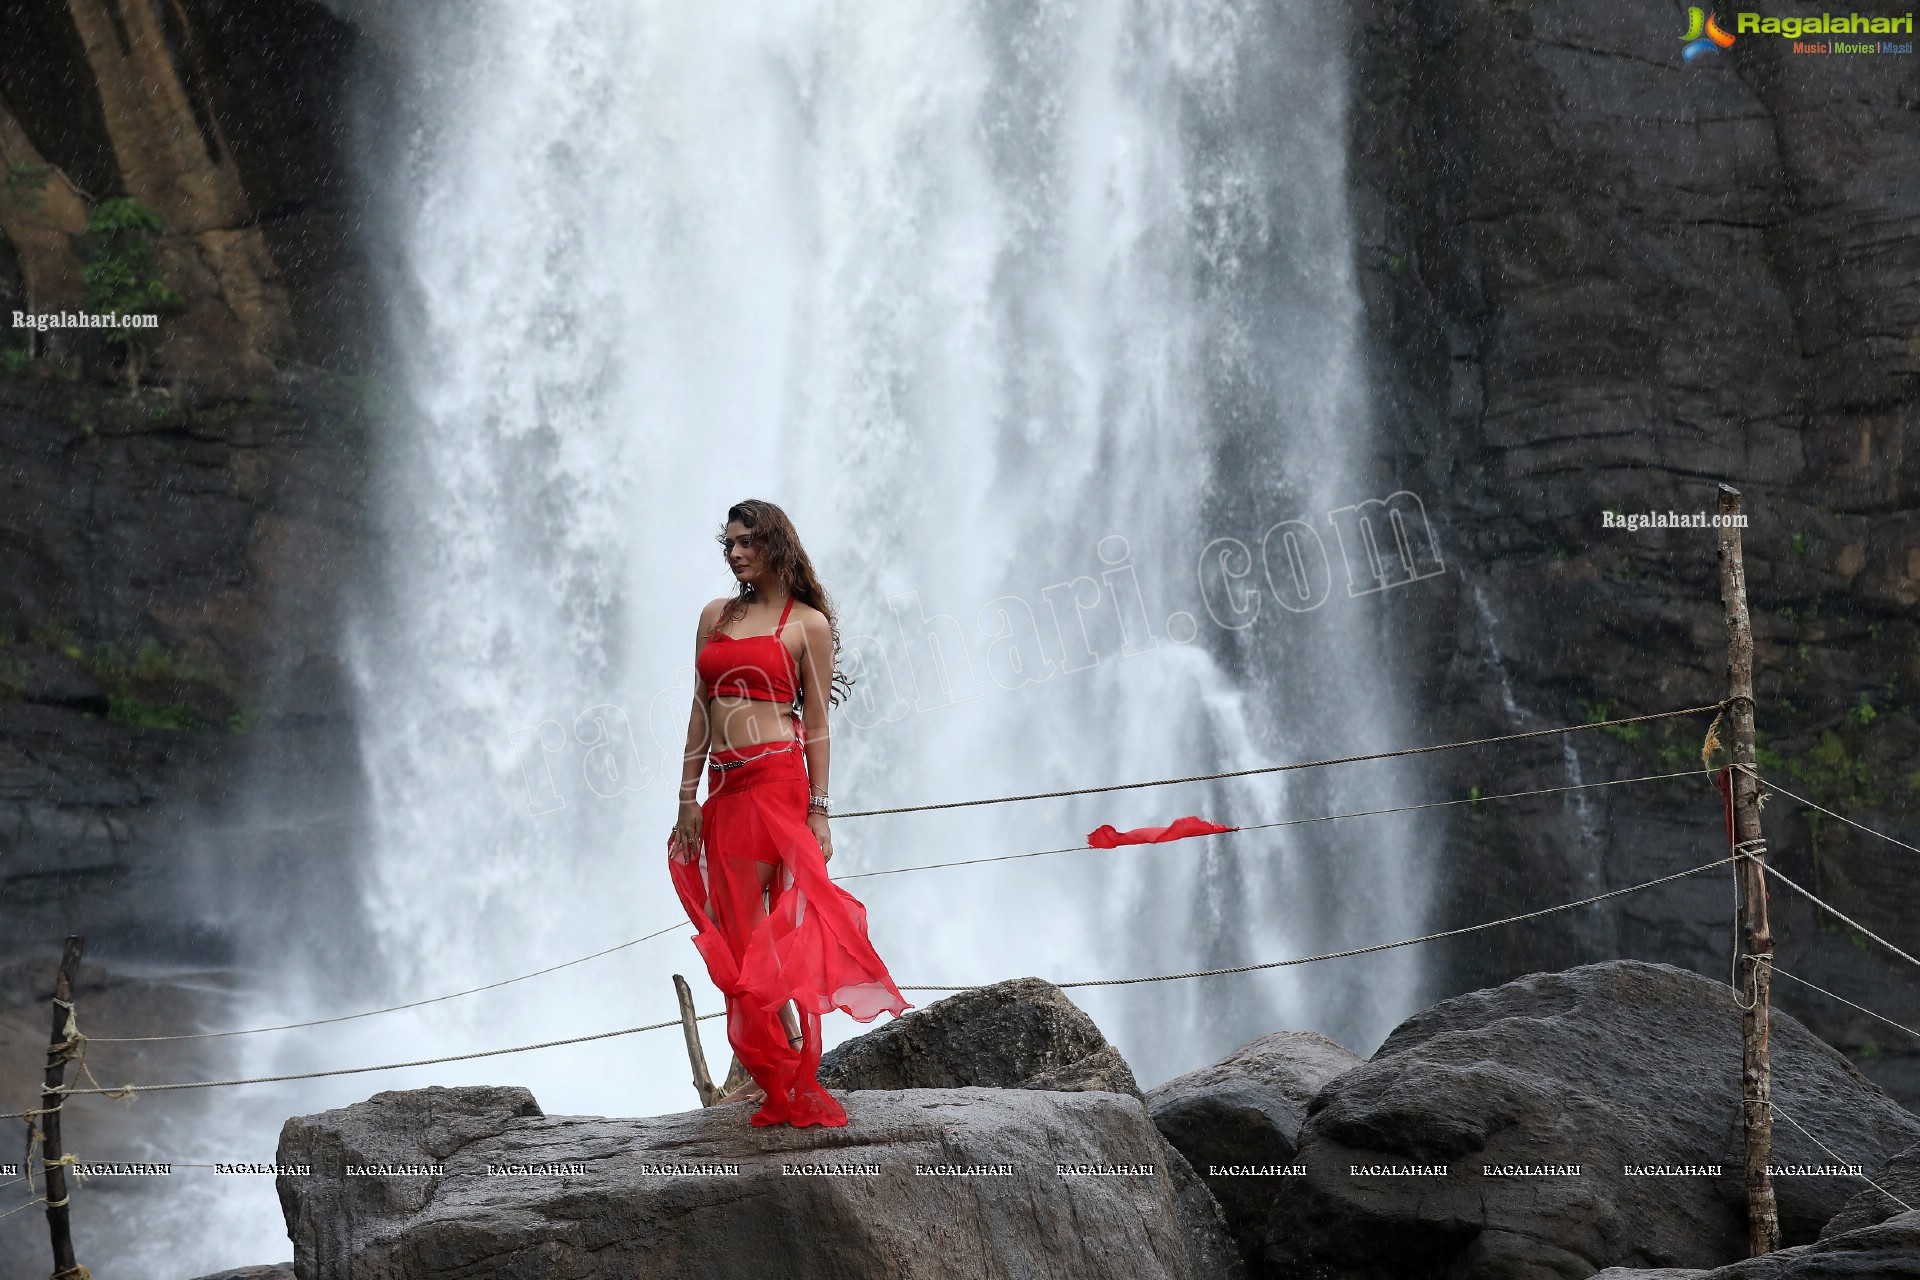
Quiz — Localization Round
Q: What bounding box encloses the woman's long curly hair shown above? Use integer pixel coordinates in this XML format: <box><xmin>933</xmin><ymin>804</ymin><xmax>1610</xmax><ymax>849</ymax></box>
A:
<box><xmin>717</xmin><ymin>499</ymin><xmax>854</xmax><ymax>707</ymax></box>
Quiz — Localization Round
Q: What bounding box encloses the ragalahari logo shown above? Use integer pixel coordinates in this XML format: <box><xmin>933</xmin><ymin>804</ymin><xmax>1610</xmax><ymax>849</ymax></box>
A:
<box><xmin>1682</xmin><ymin>7</ymin><xmax>1738</xmax><ymax>59</ymax></box>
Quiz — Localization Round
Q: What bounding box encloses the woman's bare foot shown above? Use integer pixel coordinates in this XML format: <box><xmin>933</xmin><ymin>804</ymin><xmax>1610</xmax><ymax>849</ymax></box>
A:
<box><xmin>718</xmin><ymin>1079</ymin><xmax>765</xmax><ymax>1106</ymax></box>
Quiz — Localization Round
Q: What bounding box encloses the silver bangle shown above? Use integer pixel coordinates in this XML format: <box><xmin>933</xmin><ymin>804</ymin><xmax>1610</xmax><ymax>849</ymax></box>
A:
<box><xmin>808</xmin><ymin>794</ymin><xmax>829</xmax><ymax>813</ymax></box>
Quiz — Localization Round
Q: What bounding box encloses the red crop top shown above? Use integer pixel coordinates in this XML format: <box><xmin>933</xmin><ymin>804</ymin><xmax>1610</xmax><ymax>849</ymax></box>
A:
<box><xmin>697</xmin><ymin>596</ymin><xmax>800</xmax><ymax>704</ymax></box>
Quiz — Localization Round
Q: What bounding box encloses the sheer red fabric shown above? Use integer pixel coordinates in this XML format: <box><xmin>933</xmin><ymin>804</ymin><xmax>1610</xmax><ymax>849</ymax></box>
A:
<box><xmin>1086</xmin><ymin>815</ymin><xmax>1238</xmax><ymax>848</ymax></box>
<box><xmin>668</xmin><ymin>741</ymin><xmax>909</xmax><ymax>1127</ymax></box>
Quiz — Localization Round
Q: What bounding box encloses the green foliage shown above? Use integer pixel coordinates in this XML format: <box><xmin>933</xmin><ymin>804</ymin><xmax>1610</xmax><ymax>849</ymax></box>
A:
<box><xmin>1579</xmin><ymin>699</ymin><xmax>1646</xmax><ymax>744</ymax></box>
<box><xmin>1774</xmin><ymin>727</ymin><xmax>1880</xmax><ymax>903</ymax></box>
<box><xmin>80</xmin><ymin>197</ymin><xmax>183</xmax><ymax>348</ymax></box>
<box><xmin>1657</xmin><ymin>738</ymin><xmax>1698</xmax><ymax>770</ymax></box>
<box><xmin>2</xmin><ymin>334</ymin><xmax>29</xmax><ymax>376</ymax></box>
<box><xmin>108</xmin><ymin>694</ymin><xmax>204</xmax><ymax>731</ymax></box>
<box><xmin>1783</xmin><ymin>729</ymin><xmax>1875</xmax><ymax>806</ymax></box>
<box><xmin>131</xmin><ymin>638</ymin><xmax>176</xmax><ymax>681</ymax></box>
<box><xmin>1788</xmin><ymin>531</ymin><xmax>1809</xmax><ymax>558</ymax></box>
<box><xmin>72</xmin><ymin>638</ymin><xmax>246</xmax><ymax>733</ymax></box>
<box><xmin>1849</xmin><ymin>693</ymin><xmax>1876</xmax><ymax>727</ymax></box>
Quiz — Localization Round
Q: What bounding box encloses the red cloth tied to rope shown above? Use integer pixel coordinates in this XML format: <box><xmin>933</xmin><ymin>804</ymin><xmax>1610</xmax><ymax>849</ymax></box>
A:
<box><xmin>1087</xmin><ymin>816</ymin><xmax>1238</xmax><ymax>848</ymax></box>
<box><xmin>1712</xmin><ymin>765</ymin><xmax>1734</xmax><ymax>845</ymax></box>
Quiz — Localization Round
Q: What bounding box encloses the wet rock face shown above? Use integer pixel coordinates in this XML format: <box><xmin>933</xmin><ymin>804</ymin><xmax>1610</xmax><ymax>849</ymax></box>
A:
<box><xmin>1819</xmin><ymin>1138</ymin><xmax>1920</xmax><ymax>1237</ymax></box>
<box><xmin>1260</xmin><ymin>962</ymin><xmax>1920</xmax><ymax>1279</ymax></box>
<box><xmin>819</xmin><ymin>977</ymin><xmax>1244</xmax><ymax>1280</ymax></box>
<box><xmin>818</xmin><ymin>976</ymin><xmax>1144</xmax><ymax>1097</ymax></box>
<box><xmin>0</xmin><ymin>0</ymin><xmax>375</xmax><ymax>974</ymax></box>
<box><xmin>0</xmin><ymin>0</ymin><xmax>370</xmax><ymax>375</ymax></box>
<box><xmin>277</xmin><ymin>1084</ymin><xmax>1207</xmax><ymax>1280</ymax></box>
<box><xmin>0</xmin><ymin>376</ymin><xmax>370</xmax><ymax>968</ymax></box>
<box><xmin>1351</xmin><ymin>0</ymin><xmax>1920</xmax><ymax>1111</ymax></box>
<box><xmin>1146</xmin><ymin>1030</ymin><xmax>1363</xmax><ymax>1259</ymax></box>
<box><xmin>1589</xmin><ymin>1209</ymin><xmax>1920</xmax><ymax>1279</ymax></box>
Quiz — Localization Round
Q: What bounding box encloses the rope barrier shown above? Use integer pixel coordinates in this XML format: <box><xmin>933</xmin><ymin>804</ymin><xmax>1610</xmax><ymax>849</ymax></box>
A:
<box><xmin>1775</xmin><ymin>968</ymin><xmax>1920</xmax><ymax>1046</ymax></box>
<box><xmin>54</xmin><ymin>1010</ymin><xmax>724</xmax><ymax>1098</ymax></box>
<box><xmin>1736</xmin><ymin>765</ymin><xmax>1920</xmax><ymax>859</ymax></box>
<box><xmin>1762</xmin><ymin>864</ymin><xmax>1920</xmax><ymax>972</ymax></box>
<box><xmin>36</xmin><ymin>856</ymin><xmax>1732</xmax><ymax>1100</ymax></box>
<box><xmin>843</xmin><ymin>768</ymin><xmax>1711</xmax><ymax>882</ymax></box>
<box><xmin>1770</xmin><ymin>1102</ymin><xmax>1914</xmax><ymax>1214</ymax></box>
<box><xmin>898</xmin><ymin>856</ymin><xmax>1736</xmax><ymax>991</ymax></box>
<box><xmin>1728</xmin><ymin>837</ymin><xmax>1771</xmax><ymax>1010</ymax></box>
<box><xmin>80</xmin><ymin>766</ymin><xmax>1709</xmax><ymax>1044</ymax></box>
<box><xmin>86</xmin><ymin>920</ymin><xmax>692</xmax><ymax>1044</ymax></box>
<box><xmin>835</xmin><ymin>704</ymin><xmax>1724</xmax><ymax>819</ymax></box>
<box><xmin>0</xmin><ymin>1193</ymin><xmax>48</xmax><ymax>1222</ymax></box>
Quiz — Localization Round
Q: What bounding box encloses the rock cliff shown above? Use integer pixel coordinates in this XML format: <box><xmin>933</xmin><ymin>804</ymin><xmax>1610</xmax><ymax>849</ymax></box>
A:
<box><xmin>277</xmin><ymin>1084</ymin><xmax>1210</xmax><ymax>1280</ymax></box>
<box><xmin>1348</xmin><ymin>0</ymin><xmax>1920</xmax><ymax>1105</ymax></box>
<box><xmin>1263</xmin><ymin>962</ymin><xmax>1920</xmax><ymax>1278</ymax></box>
<box><xmin>0</xmin><ymin>0</ymin><xmax>375</xmax><ymax>976</ymax></box>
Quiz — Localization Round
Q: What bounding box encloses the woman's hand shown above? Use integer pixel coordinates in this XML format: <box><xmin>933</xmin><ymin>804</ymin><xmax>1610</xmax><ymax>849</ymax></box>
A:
<box><xmin>670</xmin><ymin>800</ymin><xmax>703</xmax><ymax>858</ymax></box>
<box><xmin>807</xmin><ymin>810</ymin><xmax>832</xmax><ymax>864</ymax></box>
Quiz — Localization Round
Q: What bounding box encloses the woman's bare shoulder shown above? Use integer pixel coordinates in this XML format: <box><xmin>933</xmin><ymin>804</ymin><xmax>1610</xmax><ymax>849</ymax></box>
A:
<box><xmin>792</xmin><ymin>599</ymin><xmax>833</xmax><ymax>640</ymax></box>
<box><xmin>696</xmin><ymin>596</ymin><xmax>732</xmax><ymax>633</ymax></box>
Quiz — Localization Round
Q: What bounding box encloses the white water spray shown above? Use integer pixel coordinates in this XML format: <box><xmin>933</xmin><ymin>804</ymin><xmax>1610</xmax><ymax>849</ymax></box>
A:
<box><xmin>128</xmin><ymin>1</ymin><xmax>1429</xmax><ymax>1270</ymax></box>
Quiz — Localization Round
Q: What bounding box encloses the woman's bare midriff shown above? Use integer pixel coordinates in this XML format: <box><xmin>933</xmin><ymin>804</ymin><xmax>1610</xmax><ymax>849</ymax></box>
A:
<box><xmin>707</xmin><ymin>696</ymin><xmax>798</xmax><ymax>754</ymax></box>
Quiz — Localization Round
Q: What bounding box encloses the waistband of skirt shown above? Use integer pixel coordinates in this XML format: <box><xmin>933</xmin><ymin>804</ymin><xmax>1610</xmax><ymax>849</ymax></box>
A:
<box><xmin>706</xmin><ymin>740</ymin><xmax>806</xmax><ymax>793</ymax></box>
<box><xmin>709</xmin><ymin>739</ymin><xmax>803</xmax><ymax>769</ymax></box>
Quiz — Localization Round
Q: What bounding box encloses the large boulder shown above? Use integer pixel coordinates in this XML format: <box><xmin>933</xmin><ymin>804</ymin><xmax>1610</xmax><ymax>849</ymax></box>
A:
<box><xmin>1818</xmin><ymin>1137</ymin><xmax>1920</xmax><ymax>1238</ymax></box>
<box><xmin>186</xmin><ymin>1268</ymin><xmax>296</xmax><ymax>1280</ymax></box>
<box><xmin>1588</xmin><ymin>1209</ymin><xmax>1920</xmax><ymax>1278</ymax></box>
<box><xmin>818</xmin><ymin>976</ymin><xmax>1142</xmax><ymax>1096</ymax></box>
<box><xmin>1146</xmin><ymin>1030</ymin><xmax>1362</xmax><ymax>1255</ymax></box>
<box><xmin>1262</xmin><ymin>962</ymin><xmax>1920</xmax><ymax>1280</ymax></box>
<box><xmin>818</xmin><ymin>977</ymin><xmax>1242</xmax><ymax>1279</ymax></box>
<box><xmin>277</xmin><ymin>1083</ymin><xmax>1207</xmax><ymax>1280</ymax></box>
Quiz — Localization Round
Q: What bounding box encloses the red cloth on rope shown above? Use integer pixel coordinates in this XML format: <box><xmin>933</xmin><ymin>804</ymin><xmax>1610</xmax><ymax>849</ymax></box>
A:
<box><xmin>1086</xmin><ymin>816</ymin><xmax>1238</xmax><ymax>848</ymax></box>
<box><xmin>1712</xmin><ymin>765</ymin><xmax>1734</xmax><ymax>845</ymax></box>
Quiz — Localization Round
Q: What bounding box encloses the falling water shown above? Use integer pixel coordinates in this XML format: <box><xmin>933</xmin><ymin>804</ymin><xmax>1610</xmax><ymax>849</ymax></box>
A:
<box><xmin>126</xmin><ymin>0</ymin><xmax>1430</xmax><ymax>1270</ymax></box>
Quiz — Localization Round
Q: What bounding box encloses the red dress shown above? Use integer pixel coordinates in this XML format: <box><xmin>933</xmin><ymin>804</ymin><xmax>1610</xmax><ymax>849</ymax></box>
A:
<box><xmin>669</xmin><ymin>596</ymin><xmax>910</xmax><ymax>1126</ymax></box>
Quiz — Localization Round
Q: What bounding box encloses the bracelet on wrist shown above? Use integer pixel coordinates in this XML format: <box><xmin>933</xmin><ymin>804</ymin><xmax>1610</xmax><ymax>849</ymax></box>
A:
<box><xmin>808</xmin><ymin>794</ymin><xmax>830</xmax><ymax>813</ymax></box>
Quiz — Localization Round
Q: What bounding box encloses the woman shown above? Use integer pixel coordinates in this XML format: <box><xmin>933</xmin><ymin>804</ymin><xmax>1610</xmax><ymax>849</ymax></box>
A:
<box><xmin>667</xmin><ymin>499</ymin><xmax>910</xmax><ymax>1127</ymax></box>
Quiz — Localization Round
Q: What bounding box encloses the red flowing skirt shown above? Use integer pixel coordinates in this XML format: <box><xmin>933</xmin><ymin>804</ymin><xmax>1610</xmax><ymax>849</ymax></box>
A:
<box><xmin>667</xmin><ymin>740</ymin><xmax>910</xmax><ymax>1127</ymax></box>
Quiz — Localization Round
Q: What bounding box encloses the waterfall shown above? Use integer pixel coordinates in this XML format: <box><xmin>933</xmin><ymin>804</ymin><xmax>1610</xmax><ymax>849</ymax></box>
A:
<box><xmin>124</xmin><ymin>0</ymin><xmax>1428</xmax><ymax>1270</ymax></box>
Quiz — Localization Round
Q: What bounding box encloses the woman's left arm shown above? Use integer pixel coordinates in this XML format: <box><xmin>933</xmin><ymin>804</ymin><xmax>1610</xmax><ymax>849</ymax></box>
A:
<box><xmin>798</xmin><ymin>610</ymin><xmax>834</xmax><ymax>863</ymax></box>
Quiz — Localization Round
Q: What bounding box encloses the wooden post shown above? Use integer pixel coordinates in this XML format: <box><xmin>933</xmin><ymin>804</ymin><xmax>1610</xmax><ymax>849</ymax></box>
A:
<box><xmin>41</xmin><ymin>934</ymin><xmax>86</xmax><ymax>1279</ymax></box>
<box><xmin>718</xmin><ymin>1054</ymin><xmax>750</xmax><ymax>1101</ymax></box>
<box><xmin>1716</xmin><ymin>484</ymin><xmax>1778</xmax><ymax>1256</ymax></box>
<box><xmin>672</xmin><ymin>974</ymin><xmax>721</xmax><ymax>1107</ymax></box>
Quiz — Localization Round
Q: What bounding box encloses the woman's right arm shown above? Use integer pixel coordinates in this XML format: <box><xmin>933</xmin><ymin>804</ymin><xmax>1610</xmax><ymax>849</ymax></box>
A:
<box><xmin>671</xmin><ymin>601</ymin><xmax>719</xmax><ymax>853</ymax></box>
